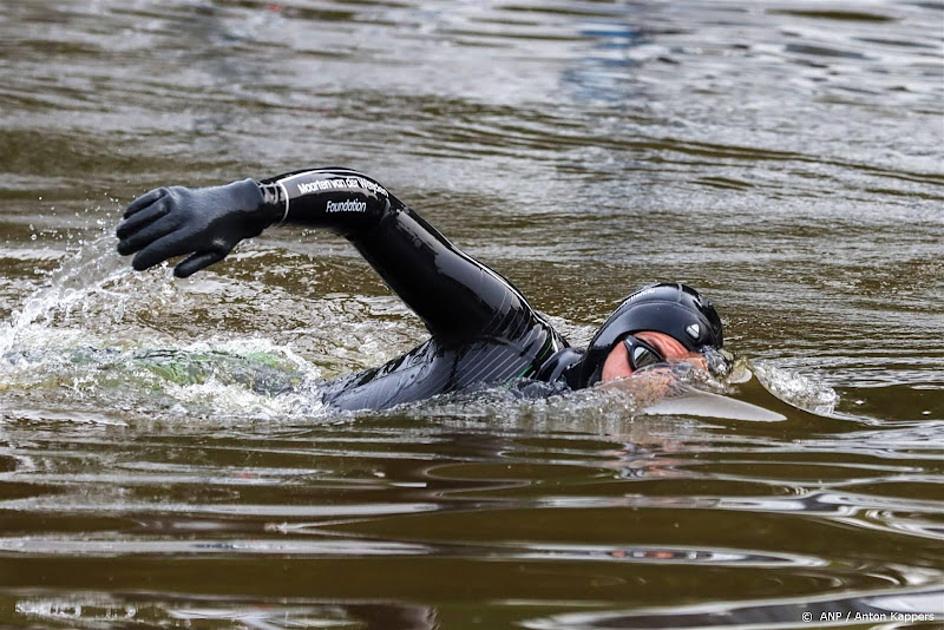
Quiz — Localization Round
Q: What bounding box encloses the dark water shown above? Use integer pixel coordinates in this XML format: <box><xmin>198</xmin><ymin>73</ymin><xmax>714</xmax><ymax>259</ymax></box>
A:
<box><xmin>1</xmin><ymin>0</ymin><xmax>943</xmax><ymax>627</ymax></box>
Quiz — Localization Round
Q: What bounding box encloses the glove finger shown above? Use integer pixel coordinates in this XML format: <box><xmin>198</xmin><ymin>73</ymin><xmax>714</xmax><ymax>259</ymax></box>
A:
<box><xmin>115</xmin><ymin>198</ymin><xmax>169</xmax><ymax>240</ymax></box>
<box><xmin>132</xmin><ymin>230</ymin><xmax>195</xmax><ymax>272</ymax></box>
<box><xmin>123</xmin><ymin>188</ymin><xmax>166</xmax><ymax>218</ymax></box>
<box><xmin>173</xmin><ymin>249</ymin><xmax>227</xmax><ymax>278</ymax></box>
<box><xmin>117</xmin><ymin>212</ymin><xmax>180</xmax><ymax>256</ymax></box>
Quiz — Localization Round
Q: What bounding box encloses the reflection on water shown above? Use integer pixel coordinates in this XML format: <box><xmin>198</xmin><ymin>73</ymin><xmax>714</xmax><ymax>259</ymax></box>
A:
<box><xmin>526</xmin><ymin>585</ymin><xmax>944</xmax><ymax>629</ymax></box>
<box><xmin>0</xmin><ymin>0</ymin><xmax>942</xmax><ymax>627</ymax></box>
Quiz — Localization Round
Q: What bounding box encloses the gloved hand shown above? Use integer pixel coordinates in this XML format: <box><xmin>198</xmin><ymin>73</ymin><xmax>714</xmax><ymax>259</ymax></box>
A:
<box><xmin>116</xmin><ymin>179</ymin><xmax>276</xmax><ymax>278</ymax></box>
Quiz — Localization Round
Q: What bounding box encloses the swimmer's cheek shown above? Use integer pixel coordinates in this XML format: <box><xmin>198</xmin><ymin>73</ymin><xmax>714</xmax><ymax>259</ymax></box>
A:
<box><xmin>598</xmin><ymin>368</ymin><xmax>675</xmax><ymax>398</ymax></box>
<box><xmin>685</xmin><ymin>354</ymin><xmax>709</xmax><ymax>372</ymax></box>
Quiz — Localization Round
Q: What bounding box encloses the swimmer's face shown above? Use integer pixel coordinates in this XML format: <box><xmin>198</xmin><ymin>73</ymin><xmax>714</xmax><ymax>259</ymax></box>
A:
<box><xmin>601</xmin><ymin>331</ymin><xmax>706</xmax><ymax>382</ymax></box>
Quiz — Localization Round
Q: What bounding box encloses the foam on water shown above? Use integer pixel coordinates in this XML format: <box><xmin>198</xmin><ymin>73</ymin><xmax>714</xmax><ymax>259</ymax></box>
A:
<box><xmin>0</xmin><ymin>235</ymin><xmax>128</xmax><ymax>356</ymax></box>
<box><xmin>751</xmin><ymin>359</ymin><xmax>840</xmax><ymax>416</ymax></box>
<box><xmin>0</xmin><ymin>234</ymin><xmax>329</xmax><ymax>422</ymax></box>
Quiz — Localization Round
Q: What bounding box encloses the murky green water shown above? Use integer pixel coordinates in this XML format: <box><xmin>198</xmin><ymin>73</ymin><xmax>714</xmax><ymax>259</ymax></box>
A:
<box><xmin>1</xmin><ymin>0</ymin><xmax>942</xmax><ymax>627</ymax></box>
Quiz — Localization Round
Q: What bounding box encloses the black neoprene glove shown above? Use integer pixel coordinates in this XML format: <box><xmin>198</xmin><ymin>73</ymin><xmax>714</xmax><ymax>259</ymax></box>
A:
<box><xmin>115</xmin><ymin>179</ymin><xmax>278</xmax><ymax>278</ymax></box>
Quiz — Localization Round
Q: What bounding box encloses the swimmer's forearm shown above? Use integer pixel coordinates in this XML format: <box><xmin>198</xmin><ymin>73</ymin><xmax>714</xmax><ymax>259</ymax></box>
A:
<box><xmin>115</xmin><ymin>168</ymin><xmax>394</xmax><ymax>278</ymax></box>
<box><xmin>256</xmin><ymin>168</ymin><xmax>390</xmax><ymax>236</ymax></box>
<box><xmin>116</xmin><ymin>167</ymin><xmax>537</xmax><ymax>340</ymax></box>
<box><xmin>255</xmin><ymin>167</ymin><xmax>534</xmax><ymax>342</ymax></box>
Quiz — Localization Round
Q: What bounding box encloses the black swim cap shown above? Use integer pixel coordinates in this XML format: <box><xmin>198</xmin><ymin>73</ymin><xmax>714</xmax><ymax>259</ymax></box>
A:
<box><xmin>570</xmin><ymin>282</ymin><xmax>723</xmax><ymax>387</ymax></box>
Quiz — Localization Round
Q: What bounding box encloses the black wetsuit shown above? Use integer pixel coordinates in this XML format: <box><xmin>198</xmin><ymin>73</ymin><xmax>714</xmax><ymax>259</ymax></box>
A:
<box><xmin>117</xmin><ymin>167</ymin><xmax>724</xmax><ymax>409</ymax></box>
<box><xmin>255</xmin><ymin>168</ymin><xmax>577</xmax><ymax>410</ymax></box>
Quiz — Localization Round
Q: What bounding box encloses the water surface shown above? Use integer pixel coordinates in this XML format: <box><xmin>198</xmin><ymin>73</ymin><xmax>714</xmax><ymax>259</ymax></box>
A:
<box><xmin>0</xmin><ymin>0</ymin><xmax>942</xmax><ymax>627</ymax></box>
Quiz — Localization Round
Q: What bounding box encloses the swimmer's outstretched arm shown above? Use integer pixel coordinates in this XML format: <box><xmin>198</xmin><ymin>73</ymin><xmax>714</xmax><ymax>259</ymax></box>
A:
<box><xmin>116</xmin><ymin>168</ymin><xmax>534</xmax><ymax>343</ymax></box>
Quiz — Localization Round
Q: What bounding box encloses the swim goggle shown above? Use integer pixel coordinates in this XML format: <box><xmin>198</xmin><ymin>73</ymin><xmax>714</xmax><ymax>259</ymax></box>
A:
<box><xmin>622</xmin><ymin>335</ymin><xmax>666</xmax><ymax>371</ymax></box>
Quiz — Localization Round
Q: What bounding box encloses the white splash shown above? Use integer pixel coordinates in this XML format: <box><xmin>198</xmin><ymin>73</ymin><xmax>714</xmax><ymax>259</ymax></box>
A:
<box><xmin>751</xmin><ymin>360</ymin><xmax>839</xmax><ymax>416</ymax></box>
<box><xmin>0</xmin><ymin>234</ymin><xmax>130</xmax><ymax>357</ymax></box>
<box><xmin>0</xmin><ymin>233</ymin><xmax>328</xmax><ymax>423</ymax></box>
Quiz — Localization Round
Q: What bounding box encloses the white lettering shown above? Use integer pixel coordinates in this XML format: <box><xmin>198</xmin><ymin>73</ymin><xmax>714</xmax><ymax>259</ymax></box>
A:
<box><xmin>325</xmin><ymin>198</ymin><xmax>367</xmax><ymax>214</ymax></box>
<box><xmin>293</xmin><ymin>176</ymin><xmax>388</xmax><ymax>197</ymax></box>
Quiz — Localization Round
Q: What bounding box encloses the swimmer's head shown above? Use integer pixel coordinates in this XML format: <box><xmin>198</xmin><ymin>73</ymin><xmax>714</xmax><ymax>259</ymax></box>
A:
<box><xmin>573</xmin><ymin>282</ymin><xmax>724</xmax><ymax>386</ymax></box>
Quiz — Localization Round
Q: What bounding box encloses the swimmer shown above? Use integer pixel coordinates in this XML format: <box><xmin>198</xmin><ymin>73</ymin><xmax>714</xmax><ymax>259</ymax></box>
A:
<box><xmin>115</xmin><ymin>168</ymin><xmax>724</xmax><ymax>410</ymax></box>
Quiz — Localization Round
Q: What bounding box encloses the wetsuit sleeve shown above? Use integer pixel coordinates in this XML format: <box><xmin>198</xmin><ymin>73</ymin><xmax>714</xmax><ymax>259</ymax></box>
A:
<box><xmin>257</xmin><ymin>167</ymin><xmax>534</xmax><ymax>344</ymax></box>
